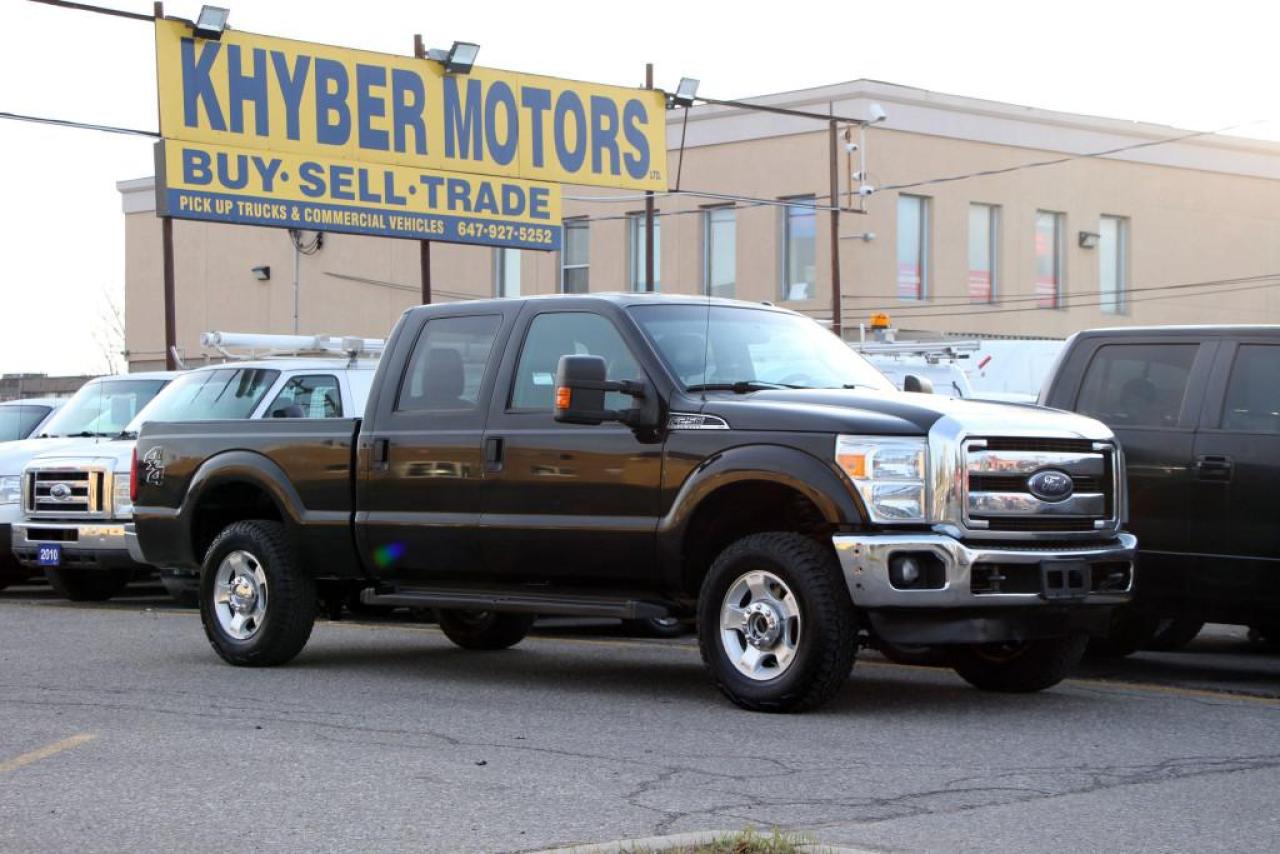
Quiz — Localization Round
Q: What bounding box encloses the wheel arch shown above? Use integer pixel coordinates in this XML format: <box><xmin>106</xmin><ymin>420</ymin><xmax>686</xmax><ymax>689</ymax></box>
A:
<box><xmin>180</xmin><ymin>451</ymin><xmax>302</xmax><ymax>568</ymax></box>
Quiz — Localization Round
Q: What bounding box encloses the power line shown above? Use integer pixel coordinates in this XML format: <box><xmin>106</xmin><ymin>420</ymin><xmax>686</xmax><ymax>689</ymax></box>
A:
<box><xmin>27</xmin><ymin>0</ymin><xmax>154</xmax><ymax>23</ymax></box>
<box><xmin>796</xmin><ymin>275</ymin><xmax>1280</xmax><ymax>321</ymax></box>
<box><xmin>0</xmin><ymin>110</ymin><xmax>158</xmax><ymax>138</ymax></box>
<box><xmin>841</xmin><ymin>272</ymin><xmax>1280</xmax><ymax>313</ymax></box>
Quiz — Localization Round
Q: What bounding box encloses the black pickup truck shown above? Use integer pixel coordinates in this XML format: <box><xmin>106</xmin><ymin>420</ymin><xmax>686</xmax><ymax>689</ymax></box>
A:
<box><xmin>133</xmin><ymin>294</ymin><xmax>1135</xmax><ymax>712</ymax></box>
<box><xmin>1041</xmin><ymin>325</ymin><xmax>1280</xmax><ymax>653</ymax></box>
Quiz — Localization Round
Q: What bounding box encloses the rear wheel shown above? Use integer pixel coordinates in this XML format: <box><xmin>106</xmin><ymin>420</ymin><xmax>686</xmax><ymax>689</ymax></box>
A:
<box><xmin>45</xmin><ymin>567</ymin><xmax>132</xmax><ymax>602</ymax></box>
<box><xmin>623</xmin><ymin>616</ymin><xmax>689</xmax><ymax>638</ymax></box>
<box><xmin>698</xmin><ymin>532</ymin><xmax>856</xmax><ymax>713</ymax></box>
<box><xmin>1144</xmin><ymin>616</ymin><xmax>1204</xmax><ymax>651</ymax></box>
<box><xmin>437</xmin><ymin>610</ymin><xmax>534</xmax><ymax>650</ymax></box>
<box><xmin>952</xmin><ymin>634</ymin><xmax>1088</xmax><ymax>693</ymax></box>
<box><xmin>200</xmin><ymin>520</ymin><xmax>316</xmax><ymax>666</ymax></box>
<box><xmin>161</xmin><ymin>573</ymin><xmax>200</xmax><ymax>608</ymax></box>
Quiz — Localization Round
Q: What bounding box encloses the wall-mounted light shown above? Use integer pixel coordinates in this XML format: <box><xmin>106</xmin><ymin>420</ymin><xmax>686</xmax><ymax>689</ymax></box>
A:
<box><xmin>1078</xmin><ymin>231</ymin><xmax>1100</xmax><ymax>249</ymax></box>
<box><xmin>668</xmin><ymin>77</ymin><xmax>700</xmax><ymax>108</ymax></box>
<box><xmin>426</xmin><ymin>41</ymin><xmax>480</xmax><ymax>74</ymax></box>
<box><xmin>251</xmin><ymin>265</ymin><xmax>271</xmax><ymax>282</ymax></box>
<box><xmin>868</xmin><ymin>103</ymin><xmax>888</xmax><ymax>123</ymax></box>
<box><xmin>193</xmin><ymin>5</ymin><xmax>230</xmax><ymax>40</ymax></box>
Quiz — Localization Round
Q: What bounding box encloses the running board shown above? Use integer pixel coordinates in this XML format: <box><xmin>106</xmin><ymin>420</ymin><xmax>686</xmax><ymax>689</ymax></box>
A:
<box><xmin>360</xmin><ymin>587</ymin><xmax>672</xmax><ymax>620</ymax></box>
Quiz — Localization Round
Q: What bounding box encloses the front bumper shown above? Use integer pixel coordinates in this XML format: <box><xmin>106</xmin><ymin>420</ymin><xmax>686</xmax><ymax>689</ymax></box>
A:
<box><xmin>833</xmin><ymin>531</ymin><xmax>1136</xmax><ymax>609</ymax></box>
<box><xmin>12</xmin><ymin>521</ymin><xmax>145</xmax><ymax>571</ymax></box>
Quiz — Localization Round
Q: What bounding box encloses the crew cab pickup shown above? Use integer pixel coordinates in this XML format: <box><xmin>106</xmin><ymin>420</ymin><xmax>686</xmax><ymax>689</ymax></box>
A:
<box><xmin>133</xmin><ymin>295</ymin><xmax>1136</xmax><ymax>712</ymax></box>
<box><xmin>1041</xmin><ymin>325</ymin><xmax>1280</xmax><ymax>653</ymax></box>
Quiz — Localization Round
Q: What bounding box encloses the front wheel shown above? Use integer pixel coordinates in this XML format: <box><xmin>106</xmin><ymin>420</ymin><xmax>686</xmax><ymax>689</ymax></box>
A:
<box><xmin>697</xmin><ymin>532</ymin><xmax>856</xmax><ymax>713</ymax></box>
<box><xmin>437</xmin><ymin>610</ymin><xmax>534</xmax><ymax>650</ymax></box>
<box><xmin>45</xmin><ymin>567</ymin><xmax>132</xmax><ymax>602</ymax></box>
<box><xmin>200</xmin><ymin>520</ymin><xmax>316</xmax><ymax>667</ymax></box>
<box><xmin>952</xmin><ymin>634</ymin><xmax>1088</xmax><ymax>693</ymax></box>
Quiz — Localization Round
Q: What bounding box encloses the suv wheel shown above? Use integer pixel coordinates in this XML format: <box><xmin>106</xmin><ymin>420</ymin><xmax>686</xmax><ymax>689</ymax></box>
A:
<box><xmin>200</xmin><ymin>520</ymin><xmax>316</xmax><ymax>666</ymax></box>
<box><xmin>45</xmin><ymin>567</ymin><xmax>132</xmax><ymax>602</ymax></box>
<box><xmin>697</xmin><ymin>532</ymin><xmax>856</xmax><ymax>713</ymax></box>
<box><xmin>437</xmin><ymin>610</ymin><xmax>535</xmax><ymax>650</ymax></box>
<box><xmin>951</xmin><ymin>634</ymin><xmax>1088</xmax><ymax>693</ymax></box>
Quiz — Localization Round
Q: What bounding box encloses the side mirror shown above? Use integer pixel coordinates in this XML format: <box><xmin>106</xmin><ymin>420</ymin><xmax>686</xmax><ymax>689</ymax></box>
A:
<box><xmin>903</xmin><ymin>374</ymin><xmax>934</xmax><ymax>394</ymax></box>
<box><xmin>554</xmin><ymin>354</ymin><xmax>646</xmax><ymax>426</ymax></box>
<box><xmin>271</xmin><ymin>403</ymin><xmax>307</xmax><ymax>418</ymax></box>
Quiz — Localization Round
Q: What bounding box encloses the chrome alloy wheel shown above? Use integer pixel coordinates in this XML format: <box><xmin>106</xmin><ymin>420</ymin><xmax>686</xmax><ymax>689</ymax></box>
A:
<box><xmin>213</xmin><ymin>550</ymin><xmax>269</xmax><ymax>640</ymax></box>
<box><xmin>719</xmin><ymin>570</ymin><xmax>802</xmax><ymax>681</ymax></box>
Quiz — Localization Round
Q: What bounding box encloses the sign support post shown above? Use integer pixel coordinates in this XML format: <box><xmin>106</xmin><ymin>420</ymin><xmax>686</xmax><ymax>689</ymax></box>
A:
<box><xmin>644</xmin><ymin>63</ymin><xmax>656</xmax><ymax>293</ymax></box>
<box><xmin>828</xmin><ymin>115</ymin><xmax>843</xmax><ymax>338</ymax></box>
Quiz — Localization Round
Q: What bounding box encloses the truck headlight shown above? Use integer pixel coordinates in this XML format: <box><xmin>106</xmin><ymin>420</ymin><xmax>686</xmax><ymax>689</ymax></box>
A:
<box><xmin>0</xmin><ymin>475</ymin><xmax>21</xmax><ymax>506</ymax></box>
<box><xmin>112</xmin><ymin>472</ymin><xmax>133</xmax><ymax>518</ymax></box>
<box><xmin>835</xmin><ymin>436</ymin><xmax>929</xmax><ymax>523</ymax></box>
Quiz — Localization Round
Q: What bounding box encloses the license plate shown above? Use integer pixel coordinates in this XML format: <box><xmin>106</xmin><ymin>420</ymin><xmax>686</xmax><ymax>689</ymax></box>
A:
<box><xmin>36</xmin><ymin>543</ymin><xmax>62</xmax><ymax>567</ymax></box>
<box><xmin>1041</xmin><ymin>560</ymin><xmax>1089</xmax><ymax>600</ymax></box>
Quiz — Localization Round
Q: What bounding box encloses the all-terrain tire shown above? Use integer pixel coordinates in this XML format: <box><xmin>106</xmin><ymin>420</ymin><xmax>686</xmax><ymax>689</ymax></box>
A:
<box><xmin>437</xmin><ymin>610</ymin><xmax>535</xmax><ymax>650</ymax></box>
<box><xmin>697</xmin><ymin>532</ymin><xmax>856</xmax><ymax>713</ymax></box>
<box><xmin>952</xmin><ymin>634</ymin><xmax>1089</xmax><ymax>693</ymax></box>
<box><xmin>200</xmin><ymin>520</ymin><xmax>316</xmax><ymax>667</ymax></box>
<box><xmin>45</xmin><ymin>567</ymin><xmax>132</xmax><ymax>602</ymax></box>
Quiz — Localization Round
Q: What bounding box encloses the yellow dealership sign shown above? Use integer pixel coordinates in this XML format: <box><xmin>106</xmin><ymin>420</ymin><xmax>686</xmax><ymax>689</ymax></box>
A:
<box><xmin>154</xmin><ymin>19</ymin><xmax>668</xmax><ymax>249</ymax></box>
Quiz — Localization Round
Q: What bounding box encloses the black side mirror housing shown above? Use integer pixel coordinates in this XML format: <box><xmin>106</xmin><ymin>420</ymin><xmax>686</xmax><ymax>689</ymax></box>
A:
<box><xmin>903</xmin><ymin>373</ymin><xmax>935</xmax><ymax>394</ymax></box>
<box><xmin>272</xmin><ymin>403</ymin><xmax>307</xmax><ymax>418</ymax></box>
<box><xmin>554</xmin><ymin>354</ymin><xmax>649</xmax><ymax>426</ymax></box>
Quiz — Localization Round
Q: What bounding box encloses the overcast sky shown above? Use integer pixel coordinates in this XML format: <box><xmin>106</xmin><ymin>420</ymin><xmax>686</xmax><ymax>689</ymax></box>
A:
<box><xmin>2</xmin><ymin>0</ymin><xmax>1279</xmax><ymax>375</ymax></box>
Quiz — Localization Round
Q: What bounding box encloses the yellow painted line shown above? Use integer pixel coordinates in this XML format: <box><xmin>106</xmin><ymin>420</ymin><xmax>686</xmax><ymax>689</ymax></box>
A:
<box><xmin>1065</xmin><ymin>676</ymin><xmax>1280</xmax><ymax>706</ymax></box>
<box><xmin>0</xmin><ymin>733</ymin><xmax>96</xmax><ymax>774</ymax></box>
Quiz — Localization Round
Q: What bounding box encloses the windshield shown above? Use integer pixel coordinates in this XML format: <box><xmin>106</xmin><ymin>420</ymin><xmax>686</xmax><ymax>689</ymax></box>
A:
<box><xmin>38</xmin><ymin>379</ymin><xmax>169</xmax><ymax>438</ymax></box>
<box><xmin>0</xmin><ymin>404</ymin><xmax>53</xmax><ymax>441</ymax></box>
<box><xmin>631</xmin><ymin>305</ymin><xmax>893</xmax><ymax>392</ymax></box>
<box><xmin>126</xmin><ymin>368</ymin><xmax>280</xmax><ymax>432</ymax></box>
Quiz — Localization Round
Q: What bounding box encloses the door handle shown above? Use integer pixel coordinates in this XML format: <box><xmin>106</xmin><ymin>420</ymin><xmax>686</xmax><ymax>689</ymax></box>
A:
<box><xmin>1194</xmin><ymin>454</ymin><xmax>1233</xmax><ymax>480</ymax></box>
<box><xmin>372</xmin><ymin>438</ymin><xmax>390</xmax><ymax>470</ymax></box>
<box><xmin>484</xmin><ymin>436</ymin><xmax>504</xmax><ymax>473</ymax></box>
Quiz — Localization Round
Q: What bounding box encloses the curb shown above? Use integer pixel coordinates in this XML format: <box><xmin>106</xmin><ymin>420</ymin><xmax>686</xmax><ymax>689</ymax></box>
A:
<box><xmin>528</xmin><ymin>829</ymin><xmax>874</xmax><ymax>854</ymax></box>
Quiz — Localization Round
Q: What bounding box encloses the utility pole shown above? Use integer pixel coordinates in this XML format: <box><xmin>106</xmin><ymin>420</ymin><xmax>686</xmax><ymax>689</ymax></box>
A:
<box><xmin>644</xmin><ymin>63</ymin><xmax>656</xmax><ymax>293</ymax></box>
<box><xmin>414</xmin><ymin>33</ymin><xmax>433</xmax><ymax>304</ymax></box>
<box><xmin>828</xmin><ymin>113</ymin><xmax>843</xmax><ymax>339</ymax></box>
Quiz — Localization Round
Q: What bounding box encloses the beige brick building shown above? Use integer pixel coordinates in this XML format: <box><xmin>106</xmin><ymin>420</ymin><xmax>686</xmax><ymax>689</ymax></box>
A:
<box><xmin>118</xmin><ymin>80</ymin><xmax>1280</xmax><ymax>371</ymax></box>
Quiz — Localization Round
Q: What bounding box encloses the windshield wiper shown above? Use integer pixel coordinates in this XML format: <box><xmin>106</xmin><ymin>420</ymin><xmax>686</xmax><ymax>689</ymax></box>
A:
<box><xmin>686</xmin><ymin>381</ymin><xmax>798</xmax><ymax>394</ymax></box>
<box><xmin>65</xmin><ymin>431</ymin><xmax>114</xmax><ymax>438</ymax></box>
<box><xmin>116</xmin><ymin>430</ymin><xmax>138</xmax><ymax>441</ymax></box>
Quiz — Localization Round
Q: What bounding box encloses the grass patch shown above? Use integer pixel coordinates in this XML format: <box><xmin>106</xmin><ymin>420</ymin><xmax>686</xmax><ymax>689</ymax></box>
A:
<box><xmin>625</xmin><ymin>827</ymin><xmax>812</xmax><ymax>853</ymax></box>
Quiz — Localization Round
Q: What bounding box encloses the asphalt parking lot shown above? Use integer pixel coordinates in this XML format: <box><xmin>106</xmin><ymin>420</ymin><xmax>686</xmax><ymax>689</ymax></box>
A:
<box><xmin>2</xmin><ymin>580</ymin><xmax>1278</xmax><ymax>854</ymax></box>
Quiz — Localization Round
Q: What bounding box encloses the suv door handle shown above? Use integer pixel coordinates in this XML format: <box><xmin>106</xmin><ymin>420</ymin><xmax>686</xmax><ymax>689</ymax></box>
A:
<box><xmin>1194</xmin><ymin>454</ymin><xmax>1233</xmax><ymax>480</ymax></box>
<box><xmin>484</xmin><ymin>436</ymin><xmax>504</xmax><ymax>473</ymax></box>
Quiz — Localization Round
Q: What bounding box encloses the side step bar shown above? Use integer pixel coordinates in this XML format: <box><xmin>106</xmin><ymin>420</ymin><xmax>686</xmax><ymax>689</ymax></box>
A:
<box><xmin>360</xmin><ymin>587</ymin><xmax>672</xmax><ymax>620</ymax></box>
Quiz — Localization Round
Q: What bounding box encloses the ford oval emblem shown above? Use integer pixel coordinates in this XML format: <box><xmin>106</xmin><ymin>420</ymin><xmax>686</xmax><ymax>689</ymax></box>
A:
<box><xmin>1027</xmin><ymin>469</ymin><xmax>1074</xmax><ymax>502</ymax></box>
<box><xmin>49</xmin><ymin>483</ymin><xmax>72</xmax><ymax>500</ymax></box>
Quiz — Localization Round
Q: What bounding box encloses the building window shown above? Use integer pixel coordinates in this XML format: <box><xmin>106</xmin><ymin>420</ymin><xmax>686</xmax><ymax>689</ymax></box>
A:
<box><xmin>1099</xmin><ymin>215</ymin><xmax>1128</xmax><ymax>314</ymax></box>
<box><xmin>896</xmin><ymin>195</ymin><xmax>929</xmax><ymax>300</ymax></box>
<box><xmin>494</xmin><ymin>247</ymin><xmax>521</xmax><ymax>298</ymax></box>
<box><xmin>560</xmin><ymin>218</ymin><xmax>589</xmax><ymax>294</ymax></box>
<box><xmin>704</xmin><ymin>206</ymin><xmax>735</xmax><ymax>298</ymax></box>
<box><xmin>627</xmin><ymin>211</ymin><xmax>661</xmax><ymax>292</ymax></box>
<box><xmin>781</xmin><ymin>196</ymin><xmax>816</xmax><ymax>301</ymax></box>
<box><xmin>1035</xmin><ymin>210</ymin><xmax>1064</xmax><ymax>309</ymax></box>
<box><xmin>968</xmin><ymin>203</ymin><xmax>999</xmax><ymax>303</ymax></box>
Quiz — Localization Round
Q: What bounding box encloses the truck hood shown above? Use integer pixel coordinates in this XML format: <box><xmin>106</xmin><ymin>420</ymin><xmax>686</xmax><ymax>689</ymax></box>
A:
<box><xmin>0</xmin><ymin>437</ymin><xmax>113</xmax><ymax>477</ymax></box>
<box><xmin>23</xmin><ymin>438</ymin><xmax>136</xmax><ymax>473</ymax></box>
<box><xmin>699</xmin><ymin>388</ymin><xmax>1113</xmax><ymax>440</ymax></box>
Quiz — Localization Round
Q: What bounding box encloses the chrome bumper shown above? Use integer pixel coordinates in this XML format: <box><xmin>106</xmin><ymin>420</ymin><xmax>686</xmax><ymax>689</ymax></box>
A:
<box><xmin>833</xmin><ymin>531</ymin><xmax>1136</xmax><ymax>609</ymax></box>
<box><xmin>124</xmin><ymin>523</ymin><xmax>146</xmax><ymax>564</ymax></box>
<box><xmin>14</xmin><ymin>521</ymin><xmax>129</xmax><ymax>551</ymax></box>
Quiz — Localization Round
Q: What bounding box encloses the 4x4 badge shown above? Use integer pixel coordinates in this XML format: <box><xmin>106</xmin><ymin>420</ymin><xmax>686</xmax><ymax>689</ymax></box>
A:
<box><xmin>142</xmin><ymin>446</ymin><xmax>166</xmax><ymax>486</ymax></box>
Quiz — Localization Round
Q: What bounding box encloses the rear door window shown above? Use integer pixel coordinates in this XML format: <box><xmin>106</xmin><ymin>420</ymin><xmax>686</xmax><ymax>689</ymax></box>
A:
<box><xmin>1219</xmin><ymin>345</ymin><xmax>1280</xmax><ymax>434</ymax></box>
<box><xmin>267</xmin><ymin>375</ymin><xmax>343</xmax><ymax>418</ymax></box>
<box><xmin>1076</xmin><ymin>344</ymin><xmax>1197</xmax><ymax>428</ymax></box>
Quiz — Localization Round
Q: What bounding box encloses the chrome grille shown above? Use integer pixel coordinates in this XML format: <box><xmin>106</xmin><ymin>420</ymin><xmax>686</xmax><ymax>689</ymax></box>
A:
<box><xmin>24</xmin><ymin>466</ymin><xmax>110</xmax><ymax>518</ymax></box>
<box><xmin>963</xmin><ymin>438</ymin><xmax>1117</xmax><ymax>534</ymax></box>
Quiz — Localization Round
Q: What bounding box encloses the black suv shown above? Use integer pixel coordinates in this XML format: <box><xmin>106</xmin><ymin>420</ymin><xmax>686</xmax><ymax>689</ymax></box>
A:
<box><xmin>1042</xmin><ymin>325</ymin><xmax>1280</xmax><ymax>652</ymax></box>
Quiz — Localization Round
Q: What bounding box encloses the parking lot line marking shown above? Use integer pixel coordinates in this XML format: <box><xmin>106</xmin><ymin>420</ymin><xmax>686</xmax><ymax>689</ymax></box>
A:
<box><xmin>0</xmin><ymin>733</ymin><xmax>96</xmax><ymax>775</ymax></box>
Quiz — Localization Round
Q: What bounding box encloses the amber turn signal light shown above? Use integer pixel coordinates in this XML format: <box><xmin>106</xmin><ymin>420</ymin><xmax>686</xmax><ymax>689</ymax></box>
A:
<box><xmin>555</xmin><ymin>387</ymin><xmax>571</xmax><ymax>409</ymax></box>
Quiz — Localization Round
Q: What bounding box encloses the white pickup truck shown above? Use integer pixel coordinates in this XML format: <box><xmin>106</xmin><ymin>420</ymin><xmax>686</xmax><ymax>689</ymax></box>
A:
<box><xmin>0</xmin><ymin>374</ymin><xmax>176</xmax><ymax>590</ymax></box>
<box><xmin>13</xmin><ymin>338</ymin><xmax>379</xmax><ymax>602</ymax></box>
